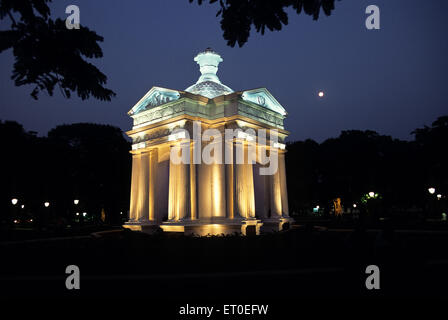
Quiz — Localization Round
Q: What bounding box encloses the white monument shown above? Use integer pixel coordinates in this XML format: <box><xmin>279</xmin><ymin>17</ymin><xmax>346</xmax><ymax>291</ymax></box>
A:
<box><xmin>124</xmin><ymin>48</ymin><xmax>292</xmax><ymax>236</ymax></box>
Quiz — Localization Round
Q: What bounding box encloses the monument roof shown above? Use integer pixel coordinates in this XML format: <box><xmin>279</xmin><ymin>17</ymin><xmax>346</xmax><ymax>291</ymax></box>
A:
<box><xmin>128</xmin><ymin>49</ymin><xmax>287</xmax><ymax>121</ymax></box>
<box><xmin>185</xmin><ymin>80</ymin><xmax>233</xmax><ymax>99</ymax></box>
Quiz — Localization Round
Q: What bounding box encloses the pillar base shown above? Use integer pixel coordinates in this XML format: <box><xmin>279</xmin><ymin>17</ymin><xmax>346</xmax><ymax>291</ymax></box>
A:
<box><xmin>123</xmin><ymin>220</ymin><xmax>160</xmax><ymax>234</ymax></box>
<box><xmin>160</xmin><ymin>217</ymin><xmax>263</xmax><ymax>236</ymax></box>
<box><xmin>260</xmin><ymin>217</ymin><xmax>293</xmax><ymax>233</ymax></box>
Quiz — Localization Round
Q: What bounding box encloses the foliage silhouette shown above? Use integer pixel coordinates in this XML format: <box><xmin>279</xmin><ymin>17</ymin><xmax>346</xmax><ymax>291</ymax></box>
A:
<box><xmin>0</xmin><ymin>121</ymin><xmax>130</xmax><ymax>225</ymax></box>
<box><xmin>0</xmin><ymin>0</ymin><xmax>115</xmax><ymax>100</ymax></box>
<box><xmin>189</xmin><ymin>0</ymin><xmax>337</xmax><ymax>47</ymax></box>
<box><xmin>286</xmin><ymin>116</ymin><xmax>447</xmax><ymax>216</ymax></box>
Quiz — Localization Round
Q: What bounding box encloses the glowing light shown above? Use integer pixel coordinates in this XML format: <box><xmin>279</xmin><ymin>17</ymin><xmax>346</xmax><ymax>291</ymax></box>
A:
<box><xmin>13</xmin><ymin>219</ymin><xmax>18</xmax><ymax>224</ymax></box>
<box><xmin>237</xmin><ymin>130</ymin><xmax>257</xmax><ymax>143</ymax></box>
<box><xmin>11</xmin><ymin>198</ymin><xmax>18</xmax><ymax>205</ymax></box>
<box><xmin>132</xmin><ymin>142</ymin><xmax>146</xmax><ymax>150</ymax></box>
<box><xmin>273</xmin><ymin>142</ymin><xmax>286</xmax><ymax>150</ymax></box>
<box><xmin>168</xmin><ymin>131</ymin><xmax>186</xmax><ymax>141</ymax></box>
<box><xmin>368</xmin><ymin>192</ymin><xmax>375</xmax><ymax>198</ymax></box>
<box><xmin>237</xmin><ymin>130</ymin><xmax>245</xmax><ymax>139</ymax></box>
<box><xmin>75</xmin><ymin>212</ymin><xmax>79</xmax><ymax>216</ymax></box>
<box><xmin>82</xmin><ymin>212</ymin><xmax>87</xmax><ymax>217</ymax></box>
<box><xmin>437</xmin><ymin>194</ymin><xmax>442</xmax><ymax>200</ymax></box>
<box><xmin>318</xmin><ymin>91</ymin><xmax>324</xmax><ymax>97</ymax></box>
<box><xmin>353</xmin><ymin>204</ymin><xmax>357</xmax><ymax>208</ymax></box>
<box><xmin>74</xmin><ymin>199</ymin><xmax>79</xmax><ymax>205</ymax></box>
<box><xmin>160</xmin><ymin>225</ymin><xmax>185</xmax><ymax>233</ymax></box>
<box><xmin>44</xmin><ymin>202</ymin><xmax>50</xmax><ymax>207</ymax></box>
<box><xmin>428</xmin><ymin>187</ymin><xmax>436</xmax><ymax>194</ymax></box>
<box><xmin>21</xmin><ymin>205</ymin><xmax>25</xmax><ymax>209</ymax></box>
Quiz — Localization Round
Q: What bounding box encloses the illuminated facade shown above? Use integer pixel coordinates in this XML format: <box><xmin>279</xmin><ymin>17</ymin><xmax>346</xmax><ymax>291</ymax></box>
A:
<box><xmin>124</xmin><ymin>48</ymin><xmax>292</xmax><ymax>235</ymax></box>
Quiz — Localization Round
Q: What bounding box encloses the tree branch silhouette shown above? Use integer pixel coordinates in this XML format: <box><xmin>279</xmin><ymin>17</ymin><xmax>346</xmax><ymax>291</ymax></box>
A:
<box><xmin>0</xmin><ymin>0</ymin><xmax>115</xmax><ymax>101</ymax></box>
<box><xmin>189</xmin><ymin>0</ymin><xmax>337</xmax><ymax>47</ymax></box>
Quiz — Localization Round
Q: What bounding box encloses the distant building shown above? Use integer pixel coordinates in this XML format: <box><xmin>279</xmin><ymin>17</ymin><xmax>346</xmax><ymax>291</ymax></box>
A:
<box><xmin>124</xmin><ymin>49</ymin><xmax>291</xmax><ymax>235</ymax></box>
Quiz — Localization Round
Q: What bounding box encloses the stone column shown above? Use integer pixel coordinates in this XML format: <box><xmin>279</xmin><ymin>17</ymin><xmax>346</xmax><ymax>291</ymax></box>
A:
<box><xmin>269</xmin><ymin>148</ymin><xmax>282</xmax><ymax>218</ymax></box>
<box><xmin>148</xmin><ymin>148</ymin><xmax>158</xmax><ymax>221</ymax></box>
<box><xmin>278</xmin><ymin>150</ymin><xmax>289</xmax><ymax>217</ymax></box>
<box><xmin>189</xmin><ymin>141</ymin><xmax>197</xmax><ymax>220</ymax></box>
<box><xmin>210</xmin><ymin>136</ymin><xmax>226</xmax><ymax>219</ymax></box>
<box><xmin>138</xmin><ymin>152</ymin><xmax>150</xmax><ymax>221</ymax></box>
<box><xmin>129</xmin><ymin>153</ymin><xmax>141</xmax><ymax>221</ymax></box>
<box><xmin>225</xmin><ymin>139</ymin><xmax>234</xmax><ymax>219</ymax></box>
<box><xmin>168</xmin><ymin>142</ymin><xmax>190</xmax><ymax>221</ymax></box>
<box><xmin>257</xmin><ymin>144</ymin><xmax>271</xmax><ymax>219</ymax></box>
<box><xmin>245</xmin><ymin>141</ymin><xmax>256</xmax><ymax>219</ymax></box>
<box><xmin>234</xmin><ymin>140</ymin><xmax>255</xmax><ymax>219</ymax></box>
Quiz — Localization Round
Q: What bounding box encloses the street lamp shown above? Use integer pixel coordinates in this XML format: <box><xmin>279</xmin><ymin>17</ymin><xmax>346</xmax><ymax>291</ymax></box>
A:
<box><xmin>437</xmin><ymin>194</ymin><xmax>442</xmax><ymax>200</ymax></box>
<box><xmin>74</xmin><ymin>199</ymin><xmax>79</xmax><ymax>205</ymax></box>
<box><xmin>353</xmin><ymin>204</ymin><xmax>357</xmax><ymax>208</ymax></box>
<box><xmin>368</xmin><ymin>191</ymin><xmax>375</xmax><ymax>198</ymax></box>
<box><xmin>21</xmin><ymin>205</ymin><xmax>25</xmax><ymax>209</ymax></box>
<box><xmin>11</xmin><ymin>198</ymin><xmax>18</xmax><ymax>205</ymax></box>
<box><xmin>428</xmin><ymin>187</ymin><xmax>436</xmax><ymax>195</ymax></box>
<box><xmin>44</xmin><ymin>202</ymin><xmax>50</xmax><ymax>208</ymax></box>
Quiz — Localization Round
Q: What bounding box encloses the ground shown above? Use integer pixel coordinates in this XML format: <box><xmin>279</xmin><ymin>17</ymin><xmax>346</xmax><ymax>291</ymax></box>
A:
<box><xmin>1</xmin><ymin>218</ymin><xmax>448</xmax><ymax>303</ymax></box>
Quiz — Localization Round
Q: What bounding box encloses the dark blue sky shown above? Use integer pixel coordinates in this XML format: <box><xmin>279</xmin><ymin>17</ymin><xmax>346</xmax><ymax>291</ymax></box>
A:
<box><xmin>1</xmin><ymin>0</ymin><xmax>447</xmax><ymax>142</ymax></box>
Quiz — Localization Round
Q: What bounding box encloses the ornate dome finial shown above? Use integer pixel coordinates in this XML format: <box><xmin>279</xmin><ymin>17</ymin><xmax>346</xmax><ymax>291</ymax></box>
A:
<box><xmin>185</xmin><ymin>48</ymin><xmax>233</xmax><ymax>99</ymax></box>
<box><xmin>194</xmin><ymin>48</ymin><xmax>223</xmax><ymax>83</ymax></box>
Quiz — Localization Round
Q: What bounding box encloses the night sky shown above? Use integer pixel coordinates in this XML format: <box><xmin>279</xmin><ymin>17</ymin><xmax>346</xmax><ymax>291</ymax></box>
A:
<box><xmin>1</xmin><ymin>0</ymin><xmax>447</xmax><ymax>142</ymax></box>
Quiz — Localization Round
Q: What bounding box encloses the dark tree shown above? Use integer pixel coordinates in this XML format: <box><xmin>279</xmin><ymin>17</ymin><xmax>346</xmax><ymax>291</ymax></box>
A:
<box><xmin>285</xmin><ymin>127</ymin><xmax>440</xmax><ymax>217</ymax></box>
<box><xmin>47</xmin><ymin>123</ymin><xmax>131</xmax><ymax>223</ymax></box>
<box><xmin>189</xmin><ymin>0</ymin><xmax>337</xmax><ymax>47</ymax></box>
<box><xmin>0</xmin><ymin>121</ymin><xmax>131</xmax><ymax>227</ymax></box>
<box><xmin>413</xmin><ymin>115</ymin><xmax>448</xmax><ymax>194</ymax></box>
<box><xmin>0</xmin><ymin>0</ymin><xmax>116</xmax><ymax>100</ymax></box>
<box><xmin>285</xmin><ymin>139</ymin><xmax>320</xmax><ymax>214</ymax></box>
